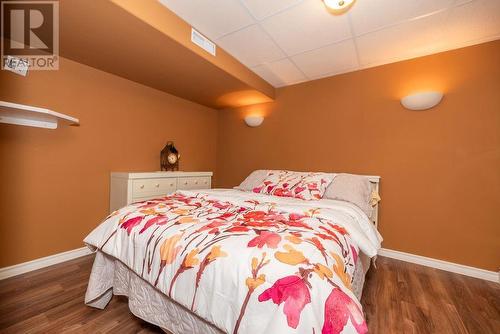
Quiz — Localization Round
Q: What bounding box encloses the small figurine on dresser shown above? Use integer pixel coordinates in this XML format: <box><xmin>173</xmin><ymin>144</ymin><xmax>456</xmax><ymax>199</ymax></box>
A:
<box><xmin>160</xmin><ymin>141</ymin><xmax>180</xmax><ymax>171</ymax></box>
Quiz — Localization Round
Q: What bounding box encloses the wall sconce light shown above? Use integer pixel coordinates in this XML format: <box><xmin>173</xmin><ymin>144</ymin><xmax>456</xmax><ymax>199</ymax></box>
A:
<box><xmin>401</xmin><ymin>91</ymin><xmax>444</xmax><ymax>110</ymax></box>
<box><xmin>244</xmin><ymin>115</ymin><xmax>264</xmax><ymax>127</ymax></box>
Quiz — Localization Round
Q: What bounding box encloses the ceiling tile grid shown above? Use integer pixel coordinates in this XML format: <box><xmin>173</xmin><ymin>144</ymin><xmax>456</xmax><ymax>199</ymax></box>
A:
<box><xmin>291</xmin><ymin>38</ymin><xmax>359</xmax><ymax>79</ymax></box>
<box><xmin>158</xmin><ymin>0</ymin><xmax>255</xmax><ymax>40</ymax></box>
<box><xmin>159</xmin><ymin>0</ymin><xmax>500</xmax><ymax>88</ymax></box>
<box><xmin>349</xmin><ymin>0</ymin><xmax>456</xmax><ymax>36</ymax></box>
<box><xmin>356</xmin><ymin>11</ymin><xmax>450</xmax><ymax>67</ymax></box>
<box><xmin>259</xmin><ymin>0</ymin><xmax>353</xmax><ymax>56</ymax></box>
<box><xmin>240</xmin><ymin>0</ymin><xmax>304</xmax><ymax>21</ymax></box>
<box><xmin>251</xmin><ymin>58</ymin><xmax>307</xmax><ymax>87</ymax></box>
<box><xmin>217</xmin><ymin>24</ymin><xmax>286</xmax><ymax>67</ymax></box>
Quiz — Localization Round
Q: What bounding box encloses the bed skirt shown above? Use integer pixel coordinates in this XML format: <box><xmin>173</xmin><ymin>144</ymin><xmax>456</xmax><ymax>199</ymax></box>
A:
<box><xmin>85</xmin><ymin>250</ymin><xmax>370</xmax><ymax>334</ymax></box>
<box><xmin>85</xmin><ymin>251</ymin><xmax>224</xmax><ymax>334</ymax></box>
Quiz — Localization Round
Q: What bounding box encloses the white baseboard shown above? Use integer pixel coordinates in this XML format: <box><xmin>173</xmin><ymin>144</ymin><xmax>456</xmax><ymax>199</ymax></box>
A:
<box><xmin>0</xmin><ymin>247</ymin><xmax>93</xmax><ymax>280</ymax></box>
<box><xmin>379</xmin><ymin>248</ymin><xmax>499</xmax><ymax>283</ymax></box>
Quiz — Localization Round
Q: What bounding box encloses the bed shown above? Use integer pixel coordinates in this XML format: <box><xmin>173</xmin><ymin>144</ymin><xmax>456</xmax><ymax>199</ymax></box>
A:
<box><xmin>84</xmin><ymin>172</ymin><xmax>382</xmax><ymax>334</ymax></box>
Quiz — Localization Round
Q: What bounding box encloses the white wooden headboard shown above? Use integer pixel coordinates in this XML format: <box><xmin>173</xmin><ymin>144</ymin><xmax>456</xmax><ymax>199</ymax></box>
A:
<box><xmin>366</xmin><ymin>175</ymin><xmax>381</xmax><ymax>229</ymax></box>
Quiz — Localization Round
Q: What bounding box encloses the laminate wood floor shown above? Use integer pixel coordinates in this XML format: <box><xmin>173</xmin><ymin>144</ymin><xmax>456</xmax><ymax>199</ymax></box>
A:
<box><xmin>0</xmin><ymin>254</ymin><xmax>498</xmax><ymax>333</ymax></box>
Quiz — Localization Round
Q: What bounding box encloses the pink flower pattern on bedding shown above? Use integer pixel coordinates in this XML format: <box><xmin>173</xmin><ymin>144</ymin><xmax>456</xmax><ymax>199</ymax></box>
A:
<box><xmin>253</xmin><ymin>170</ymin><xmax>335</xmax><ymax>200</ymax></box>
<box><xmin>85</xmin><ymin>191</ymin><xmax>371</xmax><ymax>334</ymax></box>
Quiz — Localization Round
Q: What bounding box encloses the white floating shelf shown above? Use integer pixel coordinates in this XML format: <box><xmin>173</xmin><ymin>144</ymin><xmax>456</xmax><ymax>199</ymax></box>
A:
<box><xmin>0</xmin><ymin>101</ymin><xmax>79</xmax><ymax>129</ymax></box>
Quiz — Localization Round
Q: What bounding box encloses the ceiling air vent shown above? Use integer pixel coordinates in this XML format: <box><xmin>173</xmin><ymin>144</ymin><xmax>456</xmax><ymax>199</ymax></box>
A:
<box><xmin>191</xmin><ymin>28</ymin><xmax>216</xmax><ymax>56</ymax></box>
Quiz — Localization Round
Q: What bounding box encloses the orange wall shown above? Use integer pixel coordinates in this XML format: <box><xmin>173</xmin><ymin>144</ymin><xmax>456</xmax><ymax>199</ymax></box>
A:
<box><xmin>1</xmin><ymin>42</ymin><xmax>498</xmax><ymax>271</ymax></box>
<box><xmin>0</xmin><ymin>57</ymin><xmax>217</xmax><ymax>267</ymax></box>
<box><xmin>217</xmin><ymin>41</ymin><xmax>500</xmax><ymax>271</ymax></box>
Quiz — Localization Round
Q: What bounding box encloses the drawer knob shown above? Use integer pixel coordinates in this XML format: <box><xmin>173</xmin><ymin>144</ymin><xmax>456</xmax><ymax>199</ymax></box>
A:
<box><xmin>140</xmin><ymin>185</ymin><xmax>144</xmax><ymax>189</ymax></box>
<box><xmin>204</xmin><ymin>181</ymin><xmax>207</xmax><ymax>184</ymax></box>
<box><xmin>170</xmin><ymin>183</ymin><xmax>174</xmax><ymax>187</ymax></box>
<box><xmin>195</xmin><ymin>181</ymin><xmax>198</xmax><ymax>185</ymax></box>
<box><xmin>155</xmin><ymin>184</ymin><xmax>160</xmax><ymax>188</ymax></box>
<box><xmin>184</xmin><ymin>182</ymin><xmax>188</xmax><ymax>185</ymax></box>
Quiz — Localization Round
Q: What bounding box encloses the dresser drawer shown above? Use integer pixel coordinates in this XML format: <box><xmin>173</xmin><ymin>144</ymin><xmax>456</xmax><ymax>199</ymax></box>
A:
<box><xmin>131</xmin><ymin>194</ymin><xmax>167</xmax><ymax>204</ymax></box>
<box><xmin>177</xmin><ymin>176</ymin><xmax>211</xmax><ymax>190</ymax></box>
<box><xmin>132</xmin><ymin>178</ymin><xmax>177</xmax><ymax>197</ymax></box>
<box><xmin>110</xmin><ymin>172</ymin><xmax>212</xmax><ymax>213</ymax></box>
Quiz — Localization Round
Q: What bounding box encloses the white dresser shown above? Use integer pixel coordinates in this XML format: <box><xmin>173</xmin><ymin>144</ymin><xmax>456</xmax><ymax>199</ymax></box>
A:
<box><xmin>109</xmin><ymin>171</ymin><xmax>212</xmax><ymax>212</ymax></box>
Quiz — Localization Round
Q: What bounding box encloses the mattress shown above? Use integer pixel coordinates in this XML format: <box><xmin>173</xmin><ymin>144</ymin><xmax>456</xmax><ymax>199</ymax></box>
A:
<box><xmin>85</xmin><ymin>250</ymin><xmax>371</xmax><ymax>334</ymax></box>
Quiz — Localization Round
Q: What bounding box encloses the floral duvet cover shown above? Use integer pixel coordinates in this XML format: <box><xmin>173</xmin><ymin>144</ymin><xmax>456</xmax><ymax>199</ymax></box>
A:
<box><xmin>84</xmin><ymin>189</ymin><xmax>382</xmax><ymax>334</ymax></box>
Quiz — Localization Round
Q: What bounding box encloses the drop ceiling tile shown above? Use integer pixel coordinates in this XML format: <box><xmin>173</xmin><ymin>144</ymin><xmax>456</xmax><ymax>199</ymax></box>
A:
<box><xmin>291</xmin><ymin>39</ymin><xmax>359</xmax><ymax>78</ymax></box>
<box><xmin>158</xmin><ymin>0</ymin><xmax>254</xmax><ymax>40</ymax></box>
<box><xmin>441</xmin><ymin>0</ymin><xmax>500</xmax><ymax>46</ymax></box>
<box><xmin>356</xmin><ymin>11</ymin><xmax>447</xmax><ymax>67</ymax></box>
<box><xmin>261</xmin><ymin>0</ymin><xmax>352</xmax><ymax>56</ymax></box>
<box><xmin>251</xmin><ymin>58</ymin><xmax>307</xmax><ymax>87</ymax></box>
<box><xmin>160</xmin><ymin>0</ymin><xmax>499</xmax><ymax>88</ymax></box>
<box><xmin>454</xmin><ymin>0</ymin><xmax>474</xmax><ymax>5</ymax></box>
<box><xmin>241</xmin><ymin>0</ymin><xmax>303</xmax><ymax>20</ymax></box>
<box><xmin>350</xmin><ymin>0</ymin><xmax>455</xmax><ymax>36</ymax></box>
<box><xmin>216</xmin><ymin>25</ymin><xmax>286</xmax><ymax>67</ymax></box>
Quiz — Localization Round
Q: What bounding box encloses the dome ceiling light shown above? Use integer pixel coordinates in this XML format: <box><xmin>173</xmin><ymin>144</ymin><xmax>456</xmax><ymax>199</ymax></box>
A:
<box><xmin>323</xmin><ymin>0</ymin><xmax>356</xmax><ymax>14</ymax></box>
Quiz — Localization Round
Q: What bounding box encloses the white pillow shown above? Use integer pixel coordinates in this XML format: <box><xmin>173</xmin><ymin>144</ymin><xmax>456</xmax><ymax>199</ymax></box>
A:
<box><xmin>234</xmin><ymin>170</ymin><xmax>268</xmax><ymax>191</ymax></box>
<box><xmin>323</xmin><ymin>173</ymin><xmax>373</xmax><ymax>217</ymax></box>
